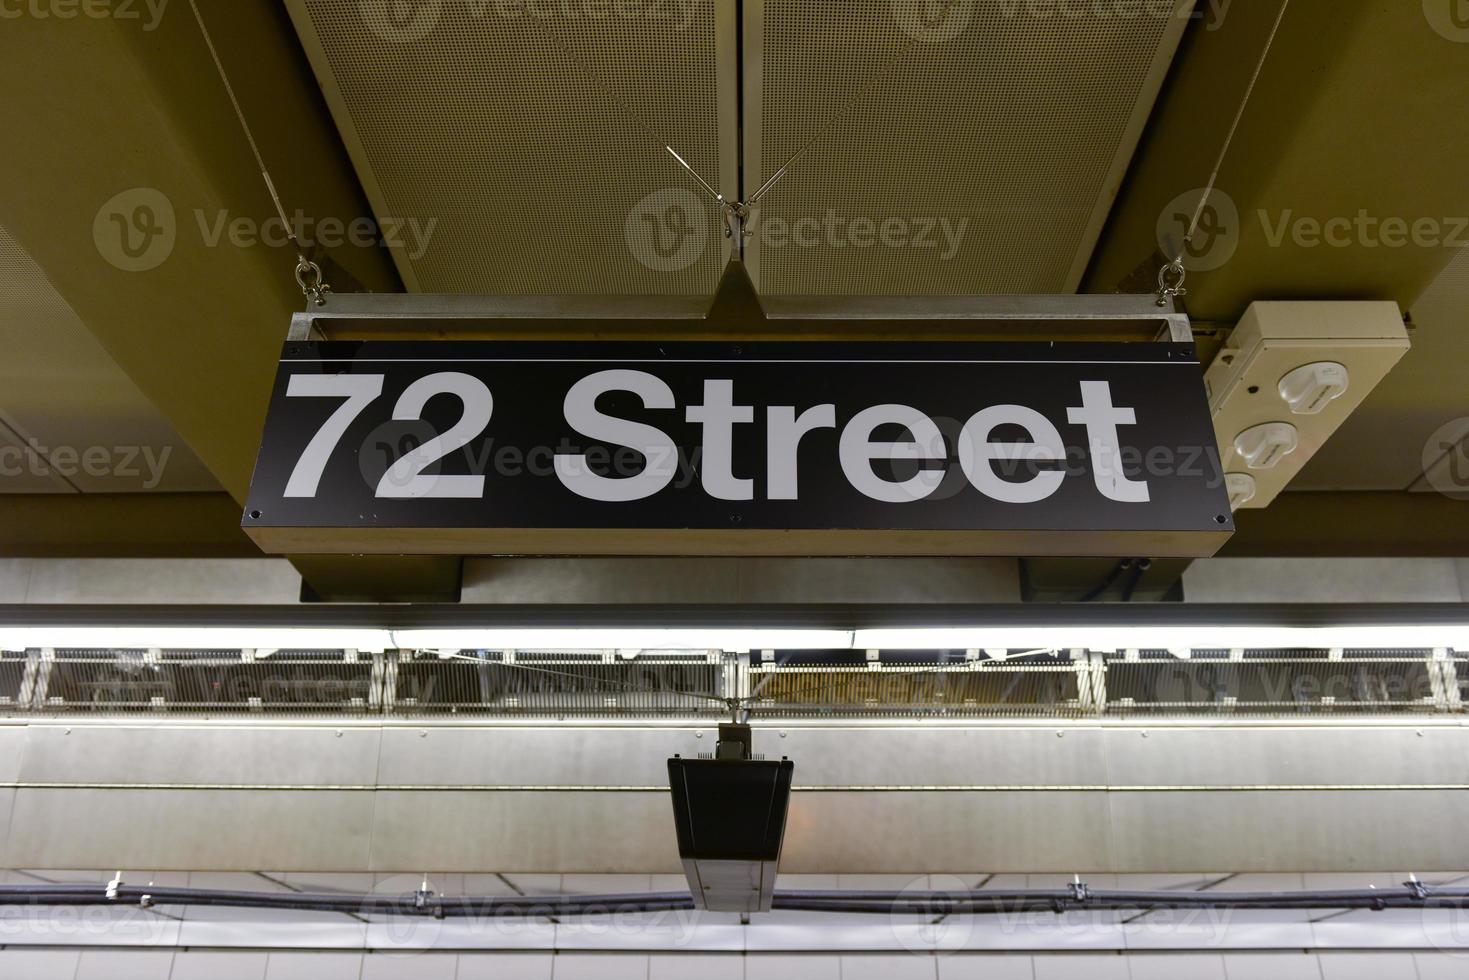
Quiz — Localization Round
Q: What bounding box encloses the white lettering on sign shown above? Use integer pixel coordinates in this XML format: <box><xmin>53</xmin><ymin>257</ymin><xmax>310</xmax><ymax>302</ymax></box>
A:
<box><xmin>555</xmin><ymin>370</ymin><xmax>680</xmax><ymax>502</ymax></box>
<box><xmin>282</xmin><ymin>370</ymin><xmax>1149</xmax><ymax>506</ymax></box>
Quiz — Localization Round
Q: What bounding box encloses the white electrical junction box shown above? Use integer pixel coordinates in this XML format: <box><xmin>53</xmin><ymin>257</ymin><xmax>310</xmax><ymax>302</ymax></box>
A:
<box><xmin>1204</xmin><ymin>302</ymin><xmax>1410</xmax><ymax>509</ymax></box>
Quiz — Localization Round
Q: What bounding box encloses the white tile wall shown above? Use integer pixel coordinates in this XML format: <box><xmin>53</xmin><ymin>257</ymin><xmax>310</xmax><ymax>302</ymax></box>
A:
<box><xmin>745</xmin><ymin>954</ymin><xmax>840</xmax><ymax>980</ymax></box>
<box><xmin>1031</xmin><ymin>954</ymin><xmax>1130</xmax><ymax>980</ymax></box>
<box><xmin>1127</xmin><ymin>954</ymin><xmax>1229</xmax><ymax>980</ymax></box>
<box><xmin>1317</xmin><ymin>952</ymin><xmax>1420</xmax><ymax>980</ymax></box>
<box><xmin>454</xmin><ymin>953</ymin><xmax>554</xmax><ymax>980</ymax></box>
<box><xmin>0</xmin><ymin>949</ymin><xmax>82</xmax><ymax>980</ymax></box>
<box><xmin>263</xmin><ymin>951</ymin><xmax>366</xmax><ymax>980</ymax></box>
<box><xmin>1222</xmin><ymin>952</ymin><xmax>1324</xmax><ymax>980</ymax></box>
<box><xmin>936</xmin><ymin>956</ymin><xmax>1035</xmax><ymax>980</ymax></box>
<box><xmin>6</xmin><ymin>950</ymin><xmax>1469</xmax><ymax>979</ymax></box>
<box><xmin>360</xmin><ymin>953</ymin><xmax>458</xmax><ymax>980</ymax></box>
<box><xmin>649</xmin><ymin>954</ymin><xmax>745</xmax><ymax>980</ymax></box>
<box><xmin>75</xmin><ymin>950</ymin><xmax>178</xmax><ymax>980</ymax></box>
<box><xmin>1414</xmin><ymin>952</ymin><xmax>1469</xmax><ymax>979</ymax></box>
<box><xmin>169</xmin><ymin>951</ymin><xmax>270</xmax><ymax>980</ymax></box>
<box><xmin>550</xmin><ymin>953</ymin><xmax>650</xmax><ymax>980</ymax></box>
<box><xmin>840</xmin><ymin>953</ymin><xmax>938</xmax><ymax>980</ymax></box>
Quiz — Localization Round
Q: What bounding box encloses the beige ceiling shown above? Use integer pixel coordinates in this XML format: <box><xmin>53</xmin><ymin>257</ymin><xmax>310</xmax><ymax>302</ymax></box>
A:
<box><xmin>0</xmin><ymin>0</ymin><xmax>1463</xmax><ymax>539</ymax></box>
<box><xmin>286</xmin><ymin>0</ymin><xmax>735</xmax><ymax>295</ymax></box>
<box><xmin>0</xmin><ymin>226</ymin><xmax>218</xmax><ymax>495</ymax></box>
<box><xmin>745</xmin><ymin>0</ymin><xmax>1184</xmax><ymax>295</ymax></box>
<box><xmin>286</xmin><ymin>0</ymin><xmax>1181</xmax><ymax>298</ymax></box>
<box><xmin>1295</xmin><ymin>248</ymin><xmax>1469</xmax><ymax>492</ymax></box>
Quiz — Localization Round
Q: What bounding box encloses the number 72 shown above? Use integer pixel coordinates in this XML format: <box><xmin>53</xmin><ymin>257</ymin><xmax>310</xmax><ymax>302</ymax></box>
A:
<box><xmin>281</xmin><ymin>372</ymin><xmax>493</xmax><ymax>499</ymax></box>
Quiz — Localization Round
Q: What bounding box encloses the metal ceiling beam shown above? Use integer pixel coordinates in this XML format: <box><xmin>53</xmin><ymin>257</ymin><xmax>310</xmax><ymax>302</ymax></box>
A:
<box><xmin>0</xmin><ymin>4</ymin><xmax>471</xmax><ymax>599</ymax></box>
<box><xmin>1222</xmin><ymin>491</ymin><xmax>1469</xmax><ymax>558</ymax></box>
<box><xmin>1085</xmin><ymin>0</ymin><xmax>1469</xmax><ymax>321</ymax></box>
<box><xmin>0</xmin><ymin>493</ymin><xmax>258</xmax><ymax>558</ymax></box>
<box><xmin>0</xmin><ymin>2</ymin><xmax>397</xmax><ymax>498</ymax></box>
<box><xmin>296</xmin><ymin>274</ymin><xmax>1192</xmax><ymax>342</ymax></box>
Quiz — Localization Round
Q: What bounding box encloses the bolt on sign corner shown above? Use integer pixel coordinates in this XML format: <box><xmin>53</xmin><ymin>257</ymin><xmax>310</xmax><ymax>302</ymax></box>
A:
<box><xmin>243</xmin><ymin>341</ymin><xmax>1234</xmax><ymax>557</ymax></box>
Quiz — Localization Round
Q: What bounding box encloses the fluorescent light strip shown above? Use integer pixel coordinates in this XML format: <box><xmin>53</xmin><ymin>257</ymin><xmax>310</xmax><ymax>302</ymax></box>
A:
<box><xmin>854</xmin><ymin>625</ymin><xmax>1469</xmax><ymax>652</ymax></box>
<box><xmin>388</xmin><ymin>629</ymin><xmax>853</xmax><ymax>652</ymax></box>
<box><xmin>0</xmin><ymin>624</ymin><xmax>1463</xmax><ymax>654</ymax></box>
<box><xmin>0</xmin><ymin>628</ymin><xmax>392</xmax><ymax>653</ymax></box>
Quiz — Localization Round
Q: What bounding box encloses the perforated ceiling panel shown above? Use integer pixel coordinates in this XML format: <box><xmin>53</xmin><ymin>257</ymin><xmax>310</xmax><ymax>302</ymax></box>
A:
<box><xmin>286</xmin><ymin>0</ymin><xmax>735</xmax><ymax>294</ymax></box>
<box><xmin>745</xmin><ymin>0</ymin><xmax>1186</xmax><ymax>296</ymax></box>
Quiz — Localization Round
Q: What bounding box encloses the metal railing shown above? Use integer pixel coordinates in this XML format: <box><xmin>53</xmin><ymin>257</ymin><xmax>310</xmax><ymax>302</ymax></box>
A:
<box><xmin>0</xmin><ymin>647</ymin><xmax>1462</xmax><ymax>720</ymax></box>
<box><xmin>745</xmin><ymin>659</ymin><xmax>1088</xmax><ymax>718</ymax></box>
<box><xmin>391</xmin><ymin>651</ymin><xmax>728</xmax><ymax>717</ymax></box>
<box><xmin>1102</xmin><ymin>649</ymin><xmax>1447</xmax><ymax>717</ymax></box>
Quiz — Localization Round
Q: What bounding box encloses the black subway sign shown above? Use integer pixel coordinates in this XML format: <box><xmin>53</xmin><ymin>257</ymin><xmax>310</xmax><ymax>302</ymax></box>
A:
<box><xmin>243</xmin><ymin>341</ymin><xmax>1233</xmax><ymax>556</ymax></box>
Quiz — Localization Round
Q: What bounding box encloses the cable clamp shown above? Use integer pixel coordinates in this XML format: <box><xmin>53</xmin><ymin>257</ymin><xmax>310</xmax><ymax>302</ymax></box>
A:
<box><xmin>294</xmin><ymin>254</ymin><xmax>332</xmax><ymax>308</ymax></box>
<box><xmin>1156</xmin><ymin>257</ymin><xmax>1188</xmax><ymax>308</ymax></box>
